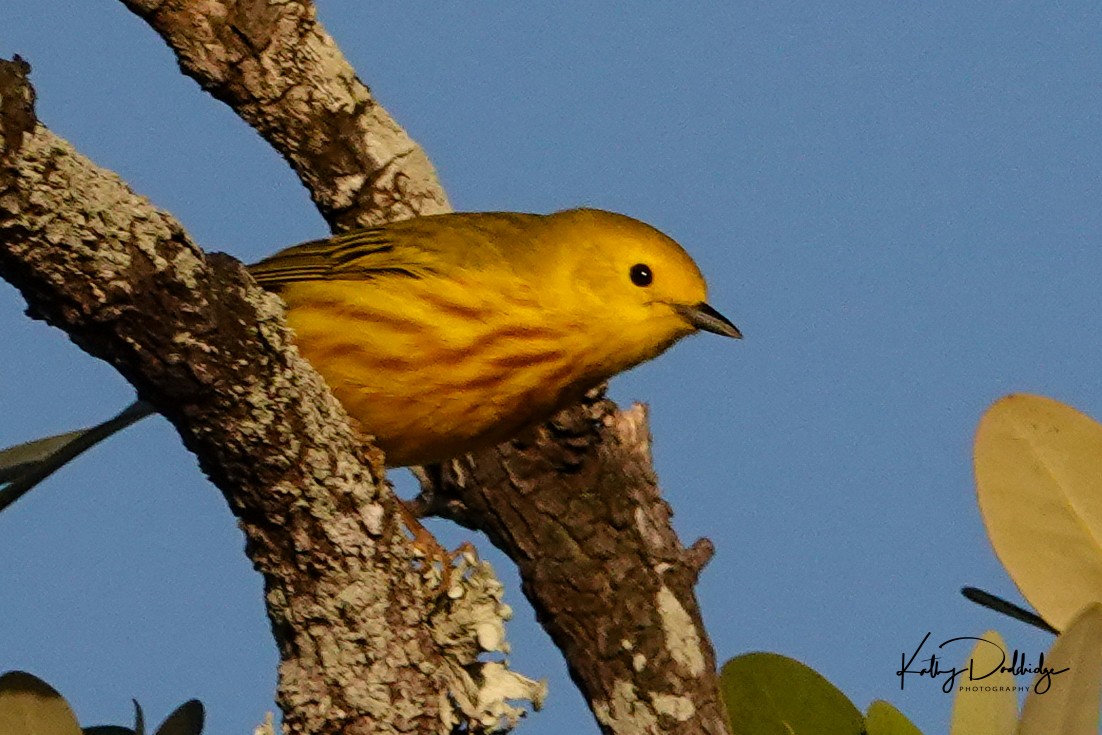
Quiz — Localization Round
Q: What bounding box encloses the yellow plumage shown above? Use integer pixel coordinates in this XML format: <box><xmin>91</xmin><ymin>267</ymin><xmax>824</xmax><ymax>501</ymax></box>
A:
<box><xmin>0</xmin><ymin>208</ymin><xmax>740</xmax><ymax>511</ymax></box>
<box><xmin>249</xmin><ymin>208</ymin><xmax>740</xmax><ymax>466</ymax></box>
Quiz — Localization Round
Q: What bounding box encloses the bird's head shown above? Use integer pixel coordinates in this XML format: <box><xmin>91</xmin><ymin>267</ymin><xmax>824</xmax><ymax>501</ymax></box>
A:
<box><xmin>543</xmin><ymin>209</ymin><xmax>741</xmax><ymax>375</ymax></box>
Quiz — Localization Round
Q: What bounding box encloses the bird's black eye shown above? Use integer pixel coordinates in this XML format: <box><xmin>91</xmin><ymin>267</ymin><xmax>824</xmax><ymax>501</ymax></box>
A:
<box><xmin>630</xmin><ymin>263</ymin><xmax>653</xmax><ymax>287</ymax></box>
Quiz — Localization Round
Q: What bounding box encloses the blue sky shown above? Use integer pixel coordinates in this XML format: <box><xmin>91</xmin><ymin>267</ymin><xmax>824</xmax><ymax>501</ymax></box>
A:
<box><xmin>3</xmin><ymin>3</ymin><xmax>1101</xmax><ymax>733</ymax></box>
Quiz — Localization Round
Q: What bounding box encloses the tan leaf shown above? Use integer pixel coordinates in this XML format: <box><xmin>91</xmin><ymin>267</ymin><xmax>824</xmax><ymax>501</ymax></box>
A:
<box><xmin>974</xmin><ymin>394</ymin><xmax>1102</xmax><ymax>630</ymax></box>
<box><xmin>0</xmin><ymin>671</ymin><xmax>83</xmax><ymax>735</ymax></box>
<box><xmin>1018</xmin><ymin>603</ymin><xmax>1102</xmax><ymax>735</ymax></box>
<box><xmin>948</xmin><ymin>630</ymin><xmax>1017</xmax><ymax>735</ymax></box>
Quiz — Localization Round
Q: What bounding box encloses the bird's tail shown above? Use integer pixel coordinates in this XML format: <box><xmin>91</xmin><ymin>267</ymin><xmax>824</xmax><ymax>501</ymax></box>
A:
<box><xmin>0</xmin><ymin>401</ymin><xmax>155</xmax><ymax>513</ymax></box>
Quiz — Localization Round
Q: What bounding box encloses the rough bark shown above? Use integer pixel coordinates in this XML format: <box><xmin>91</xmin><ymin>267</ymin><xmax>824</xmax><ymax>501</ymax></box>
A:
<box><xmin>118</xmin><ymin>0</ymin><xmax>450</xmax><ymax>230</ymax></box>
<box><xmin>6</xmin><ymin>0</ymin><xmax>735</xmax><ymax>732</ymax></box>
<box><xmin>0</xmin><ymin>58</ymin><xmax>534</xmax><ymax>735</ymax></box>
<box><xmin>420</xmin><ymin>395</ymin><xmax>728</xmax><ymax>734</ymax></box>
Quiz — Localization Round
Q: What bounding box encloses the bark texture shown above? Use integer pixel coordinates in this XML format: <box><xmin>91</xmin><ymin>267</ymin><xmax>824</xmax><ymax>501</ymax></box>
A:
<box><xmin>4</xmin><ymin>0</ymin><xmax>735</xmax><ymax>732</ymax></box>
<box><xmin>0</xmin><ymin>59</ymin><xmax>533</xmax><ymax>735</ymax></box>
<box><xmin>119</xmin><ymin>0</ymin><xmax>450</xmax><ymax>230</ymax></box>
<box><xmin>422</xmin><ymin>394</ymin><xmax>729</xmax><ymax>734</ymax></box>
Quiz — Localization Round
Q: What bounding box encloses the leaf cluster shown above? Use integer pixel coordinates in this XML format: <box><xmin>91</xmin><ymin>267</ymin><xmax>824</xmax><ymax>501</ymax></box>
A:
<box><xmin>0</xmin><ymin>671</ymin><xmax>203</xmax><ymax>735</ymax></box>
<box><xmin>717</xmin><ymin>393</ymin><xmax>1102</xmax><ymax>735</ymax></box>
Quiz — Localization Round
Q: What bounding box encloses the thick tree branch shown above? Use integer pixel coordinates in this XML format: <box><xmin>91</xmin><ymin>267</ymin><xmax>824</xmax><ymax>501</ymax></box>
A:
<box><xmin>0</xmin><ymin>59</ymin><xmax>536</xmax><ymax>735</ymax></box>
<box><xmin>420</xmin><ymin>395</ymin><xmax>728</xmax><ymax>735</ymax></box>
<box><xmin>12</xmin><ymin>0</ymin><xmax>735</xmax><ymax>731</ymax></box>
<box><xmin>119</xmin><ymin>0</ymin><xmax>451</xmax><ymax>230</ymax></box>
<box><xmin>115</xmin><ymin>3</ymin><xmax>733</xmax><ymax>734</ymax></box>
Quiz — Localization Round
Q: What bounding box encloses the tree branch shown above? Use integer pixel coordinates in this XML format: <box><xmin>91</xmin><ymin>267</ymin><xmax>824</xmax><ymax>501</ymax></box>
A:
<box><xmin>0</xmin><ymin>58</ymin><xmax>537</xmax><ymax>735</ymax></box>
<box><xmin>10</xmin><ymin>0</ymin><xmax>735</xmax><ymax>730</ymax></box>
<box><xmin>420</xmin><ymin>394</ymin><xmax>728</xmax><ymax>734</ymax></box>
<box><xmin>116</xmin><ymin>3</ymin><xmax>733</xmax><ymax>733</ymax></box>
<box><xmin>119</xmin><ymin>0</ymin><xmax>450</xmax><ymax>231</ymax></box>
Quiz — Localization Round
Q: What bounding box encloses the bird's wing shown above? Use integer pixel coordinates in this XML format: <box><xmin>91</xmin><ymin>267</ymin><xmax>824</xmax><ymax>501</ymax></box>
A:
<box><xmin>248</xmin><ymin>227</ymin><xmax>436</xmax><ymax>291</ymax></box>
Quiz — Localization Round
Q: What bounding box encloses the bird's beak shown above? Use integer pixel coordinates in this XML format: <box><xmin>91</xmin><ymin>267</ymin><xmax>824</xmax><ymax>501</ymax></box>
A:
<box><xmin>675</xmin><ymin>302</ymin><xmax>743</xmax><ymax>339</ymax></box>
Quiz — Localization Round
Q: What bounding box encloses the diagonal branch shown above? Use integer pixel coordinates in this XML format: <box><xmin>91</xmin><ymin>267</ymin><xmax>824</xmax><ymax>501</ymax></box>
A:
<box><xmin>119</xmin><ymin>0</ymin><xmax>451</xmax><ymax>230</ymax></box>
<box><xmin>50</xmin><ymin>1</ymin><xmax>734</xmax><ymax>732</ymax></box>
<box><xmin>424</xmin><ymin>394</ymin><xmax>728</xmax><ymax>734</ymax></box>
<box><xmin>0</xmin><ymin>58</ymin><xmax>535</xmax><ymax>735</ymax></box>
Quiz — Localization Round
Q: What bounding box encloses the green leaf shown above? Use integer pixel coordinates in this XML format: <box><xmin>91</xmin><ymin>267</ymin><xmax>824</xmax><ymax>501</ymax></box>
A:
<box><xmin>0</xmin><ymin>431</ymin><xmax>86</xmax><ymax>483</ymax></box>
<box><xmin>864</xmin><ymin>699</ymin><xmax>922</xmax><ymax>735</ymax></box>
<box><xmin>0</xmin><ymin>670</ymin><xmax>83</xmax><ymax>735</ymax></box>
<box><xmin>84</xmin><ymin>699</ymin><xmax>143</xmax><ymax>735</ymax></box>
<box><xmin>132</xmin><ymin>700</ymin><xmax>144</xmax><ymax>735</ymax></box>
<box><xmin>974</xmin><ymin>394</ymin><xmax>1102</xmax><ymax>630</ymax></box>
<box><xmin>960</xmin><ymin>587</ymin><xmax>1057</xmax><ymax>635</ymax></box>
<box><xmin>153</xmin><ymin>701</ymin><xmax>202</xmax><ymax>735</ymax></box>
<box><xmin>948</xmin><ymin>631</ymin><xmax>1017</xmax><ymax>735</ymax></box>
<box><xmin>720</xmin><ymin>652</ymin><xmax>863</xmax><ymax>735</ymax></box>
<box><xmin>1018</xmin><ymin>603</ymin><xmax>1102</xmax><ymax>735</ymax></box>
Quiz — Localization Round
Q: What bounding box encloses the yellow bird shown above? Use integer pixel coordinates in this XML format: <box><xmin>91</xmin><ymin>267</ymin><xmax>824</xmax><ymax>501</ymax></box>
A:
<box><xmin>0</xmin><ymin>209</ymin><xmax>740</xmax><ymax>509</ymax></box>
